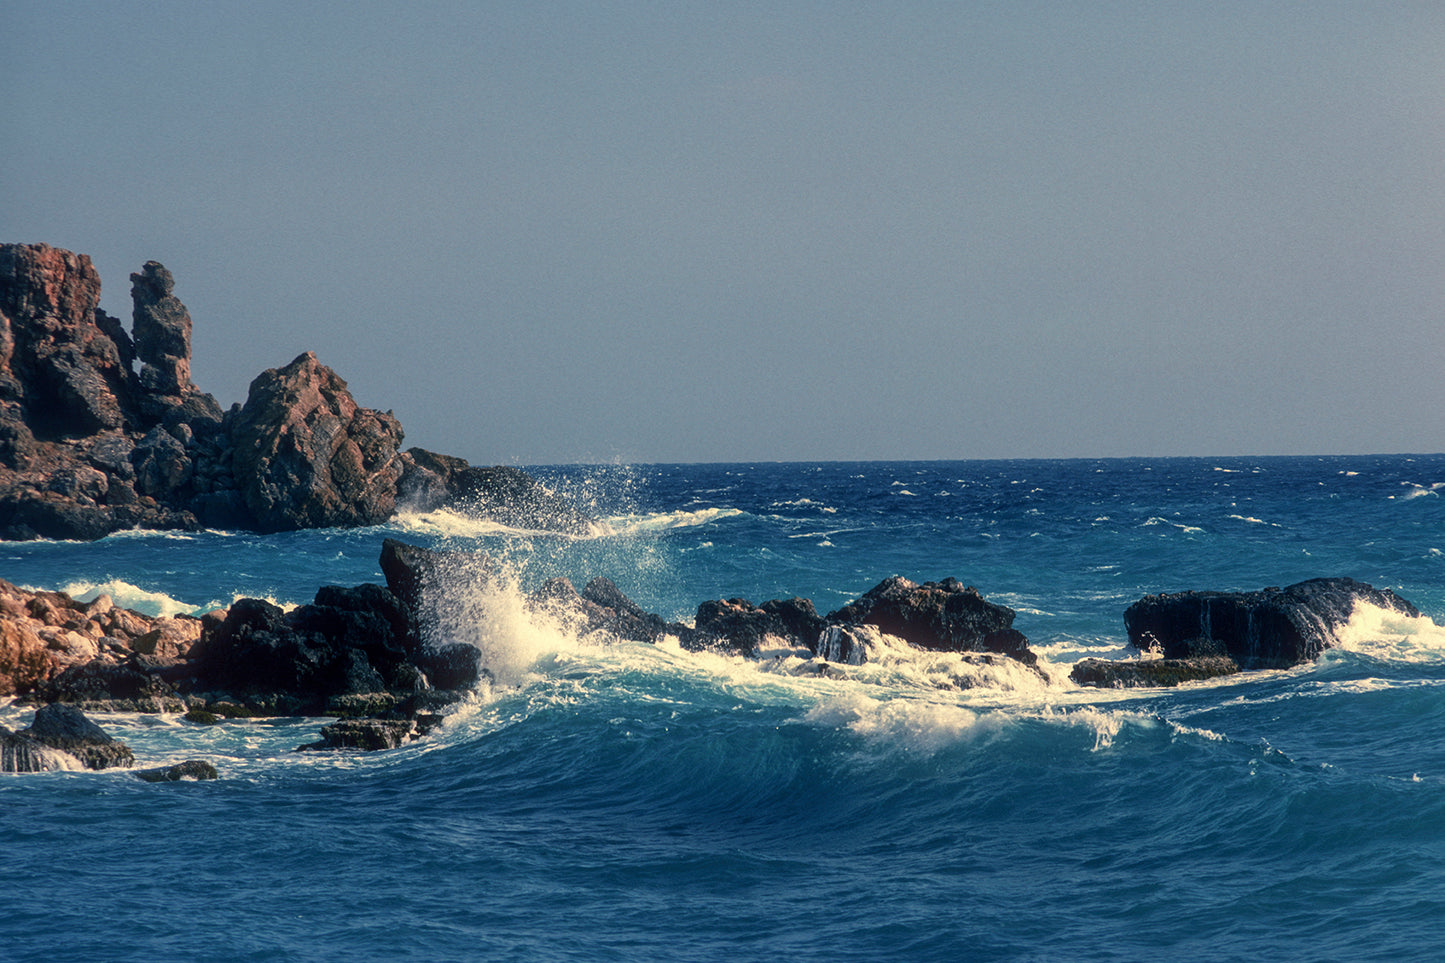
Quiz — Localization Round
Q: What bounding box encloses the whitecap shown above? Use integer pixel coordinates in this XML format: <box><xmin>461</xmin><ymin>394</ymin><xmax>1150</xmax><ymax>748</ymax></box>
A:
<box><xmin>50</xmin><ymin>579</ymin><xmax>203</xmax><ymax>617</ymax></box>
<box><xmin>801</xmin><ymin>691</ymin><xmax>1006</xmax><ymax>753</ymax></box>
<box><xmin>1329</xmin><ymin>603</ymin><xmax>1445</xmax><ymax>664</ymax></box>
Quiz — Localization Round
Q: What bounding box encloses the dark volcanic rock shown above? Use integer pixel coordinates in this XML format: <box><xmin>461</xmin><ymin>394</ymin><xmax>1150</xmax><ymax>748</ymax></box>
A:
<box><xmin>229</xmin><ymin>351</ymin><xmax>407</xmax><ymax>532</ymax></box>
<box><xmin>134</xmin><ymin>759</ymin><xmax>220</xmax><ymax>782</ymax></box>
<box><xmin>1</xmin><ymin>726</ymin><xmax>69</xmax><ymax>772</ymax></box>
<box><xmin>189</xmin><ymin>590</ymin><xmax>417</xmax><ymax>709</ymax></box>
<box><xmin>380</xmin><ymin>537</ymin><xmax>443</xmax><ymax>610</ymax></box>
<box><xmin>22</xmin><ymin>703</ymin><xmax>135</xmax><ymax>770</ymax></box>
<box><xmin>36</xmin><ymin>656</ymin><xmax>187</xmax><ymax>713</ymax></box>
<box><xmin>827</xmin><ymin>576</ymin><xmax>1035</xmax><ymax>664</ymax></box>
<box><xmin>299</xmin><ymin>718</ymin><xmax>419</xmax><ymax>752</ymax></box>
<box><xmin>685</xmin><ymin>596</ymin><xmax>825</xmax><ymax>657</ymax></box>
<box><xmin>1070</xmin><ymin>655</ymin><xmax>1242</xmax><ymax>688</ymax></box>
<box><xmin>1123</xmin><ymin>577</ymin><xmax>1420</xmax><ymax>669</ymax></box>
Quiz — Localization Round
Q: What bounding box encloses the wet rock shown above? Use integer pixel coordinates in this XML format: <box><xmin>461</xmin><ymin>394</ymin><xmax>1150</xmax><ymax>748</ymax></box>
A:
<box><xmin>579</xmin><ymin>576</ymin><xmax>682</xmax><ymax>642</ymax></box>
<box><xmin>414</xmin><ymin>643</ymin><xmax>486</xmax><ymax>691</ymax></box>
<box><xmin>34</xmin><ymin>657</ymin><xmax>187</xmax><ymax>713</ymax></box>
<box><xmin>298</xmin><ymin>718</ymin><xmax>420</xmax><ymax>752</ymax></box>
<box><xmin>379</xmin><ymin>537</ymin><xmax>443</xmax><ymax>610</ymax></box>
<box><xmin>1</xmin><ymin>726</ymin><xmax>76</xmax><ymax>772</ymax></box>
<box><xmin>685</xmin><ymin>597</ymin><xmax>819</xmax><ymax>657</ymax></box>
<box><xmin>1070</xmin><ymin>655</ymin><xmax>1242</xmax><ymax>688</ymax></box>
<box><xmin>826</xmin><ymin>576</ymin><xmax>1035</xmax><ymax>663</ymax></box>
<box><xmin>815</xmin><ymin>623</ymin><xmax>884</xmax><ymax>665</ymax></box>
<box><xmin>1123</xmin><ymin>577</ymin><xmax>1420</xmax><ymax>669</ymax></box>
<box><xmin>22</xmin><ymin>703</ymin><xmax>134</xmax><ymax>770</ymax></box>
<box><xmin>133</xmin><ymin>759</ymin><xmax>219</xmax><ymax>782</ymax></box>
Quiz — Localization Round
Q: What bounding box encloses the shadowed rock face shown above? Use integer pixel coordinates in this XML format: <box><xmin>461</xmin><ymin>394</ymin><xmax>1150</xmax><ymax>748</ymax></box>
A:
<box><xmin>826</xmin><ymin>576</ymin><xmax>1033</xmax><ymax>663</ymax></box>
<box><xmin>229</xmin><ymin>352</ymin><xmax>407</xmax><ymax>532</ymax></box>
<box><xmin>1123</xmin><ymin>577</ymin><xmax>1420</xmax><ymax>669</ymax></box>
<box><xmin>0</xmin><ymin>243</ymin><xmax>131</xmax><ymax>440</ymax></box>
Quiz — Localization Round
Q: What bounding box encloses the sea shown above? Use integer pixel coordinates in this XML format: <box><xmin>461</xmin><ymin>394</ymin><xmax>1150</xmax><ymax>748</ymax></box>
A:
<box><xmin>3</xmin><ymin>455</ymin><xmax>1445</xmax><ymax>963</ymax></box>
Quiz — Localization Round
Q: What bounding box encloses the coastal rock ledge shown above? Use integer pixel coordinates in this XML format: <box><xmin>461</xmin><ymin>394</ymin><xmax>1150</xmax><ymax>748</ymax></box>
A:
<box><xmin>0</xmin><ymin>242</ymin><xmax>589</xmax><ymax>540</ymax></box>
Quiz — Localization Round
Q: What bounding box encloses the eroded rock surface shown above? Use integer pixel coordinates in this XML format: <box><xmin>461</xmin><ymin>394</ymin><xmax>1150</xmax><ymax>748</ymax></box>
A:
<box><xmin>0</xmin><ymin>242</ymin><xmax>595</xmax><ymax>540</ymax></box>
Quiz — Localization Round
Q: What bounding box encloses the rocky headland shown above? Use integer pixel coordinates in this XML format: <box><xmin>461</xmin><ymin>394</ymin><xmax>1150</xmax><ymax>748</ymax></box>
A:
<box><xmin>0</xmin><ymin>242</ymin><xmax>588</xmax><ymax>541</ymax></box>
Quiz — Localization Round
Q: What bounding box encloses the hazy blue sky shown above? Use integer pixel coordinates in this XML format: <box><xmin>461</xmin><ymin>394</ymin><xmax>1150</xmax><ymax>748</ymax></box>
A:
<box><xmin>5</xmin><ymin>2</ymin><xmax>1442</xmax><ymax>464</ymax></box>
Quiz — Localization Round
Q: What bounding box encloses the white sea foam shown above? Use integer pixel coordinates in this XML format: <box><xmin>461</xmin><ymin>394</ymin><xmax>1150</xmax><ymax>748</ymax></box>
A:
<box><xmin>1226</xmin><ymin>514</ymin><xmax>1277</xmax><ymax>526</ymax></box>
<box><xmin>801</xmin><ymin>691</ymin><xmax>1006</xmax><ymax>753</ymax></box>
<box><xmin>1396</xmin><ymin>482</ymin><xmax>1444</xmax><ymax>500</ymax></box>
<box><xmin>51</xmin><ymin>579</ymin><xmax>202</xmax><ymax>617</ymax></box>
<box><xmin>393</xmin><ymin>508</ymin><xmax>616</xmax><ymax>540</ymax></box>
<box><xmin>1329</xmin><ymin>602</ymin><xmax>1445</xmax><ymax>663</ymax></box>
<box><xmin>1141</xmin><ymin>517</ymin><xmax>1204</xmax><ymax>534</ymax></box>
<box><xmin>604</xmin><ymin>507</ymin><xmax>744</xmax><ymax>536</ymax></box>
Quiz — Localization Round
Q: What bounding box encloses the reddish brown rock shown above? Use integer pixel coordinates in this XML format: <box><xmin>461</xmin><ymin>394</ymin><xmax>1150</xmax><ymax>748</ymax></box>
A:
<box><xmin>229</xmin><ymin>351</ymin><xmax>407</xmax><ymax>532</ymax></box>
<box><xmin>0</xmin><ymin>242</ymin><xmax>592</xmax><ymax>541</ymax></box>
<box><xmin>0</xmin><ymin>242</ymin><xmax>132</xmax><ymax>439</ymax></box>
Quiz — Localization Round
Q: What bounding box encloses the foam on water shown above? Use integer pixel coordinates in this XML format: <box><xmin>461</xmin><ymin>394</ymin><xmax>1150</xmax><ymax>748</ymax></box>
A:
<box><xmin>48</xmin><ymin>579</ymin><xmax>204</xmax><ymax>617</ymax></box>
<box><xmin>1327</xmin><ymin>602</ymin><xmax>1445</xmax><ymax>664</ymax></box>
<box><xmin>393</xmin><ymin>508</ymin><xmax>615</xmax><ymax>540</ymax></box>
<box><xmin>603</xmin><ymin>506</ymin><xmax>745</xmax><ymax>535</ymax></box>
<box><xmin>801</xmin><ymin>691</ymin><xmax>1005</xmax><ymax>753</ymax></box>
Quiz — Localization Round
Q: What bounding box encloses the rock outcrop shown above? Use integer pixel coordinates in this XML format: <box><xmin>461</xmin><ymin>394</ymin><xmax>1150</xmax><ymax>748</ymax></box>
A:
<box><xmin>0</xmin><ymin>242</ymin><xmax>592</xmax><ymax>540</ymax></box>
<box><xmin>133</xmin><ymin>759</ymin><xmax>220</xmax><ymax>782</ymax></box>
<box><xmin>1122</xmin><ymin>577</ymin><xmax>1418</xmax><ymax>670</ymax></box>
<box><xmin>230</xmin><ymin>352</ymin><xmax>406</xmax><ymax>532</ymax></box>
<box><xmin>0</xmin><ymin>703</ymin><xmax>135</xmax><ymax>772</ymax></box>
<box><xmin>825</xmin><ymin>576</ymin><xmax>1036</xmax><ymax>664</ymax></box>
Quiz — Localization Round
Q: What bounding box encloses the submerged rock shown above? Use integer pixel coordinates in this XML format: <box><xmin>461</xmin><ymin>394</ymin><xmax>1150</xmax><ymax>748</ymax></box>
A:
<box><xmin>298</xmin><ymin>718</ymin><xmax>421</xmax><ymax>752</ymax></box>
<box><xmin>1070</xmin><ymin>655</ymin><xmax>1241</xmax><ymax>688</ymax></box>
<box><xmin>1124</xmin><ymin>577</ymin><xmax>1419</xmax><ymax>669</ymax></box>
<box><xmin>133</xmin><ymin>759</ymin><xmax>219</xmax><ymax>782</ymax></box>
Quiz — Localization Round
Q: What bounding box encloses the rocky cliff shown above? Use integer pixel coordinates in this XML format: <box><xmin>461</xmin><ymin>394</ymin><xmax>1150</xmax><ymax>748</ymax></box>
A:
<box><xmin>0</xmin><ymin>242</ymin><xmax>587</xmax><ymax>540</ymax></box>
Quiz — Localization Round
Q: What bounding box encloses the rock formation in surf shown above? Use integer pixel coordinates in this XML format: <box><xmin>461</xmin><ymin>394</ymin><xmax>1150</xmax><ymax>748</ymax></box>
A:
<box><xmin>0</xmin><ymin>242</ymin><xmax>589</xmax><ymax>540</ymax></box>
<box><xmin>1069</xmin><ymin>577</ymin><xmax>1420</xmax><ymax>687</ymax></box>
<box><xmin>0</xmin><ymin>538</ymin><xmax>1422</xmax><ymax>759</ymax></box>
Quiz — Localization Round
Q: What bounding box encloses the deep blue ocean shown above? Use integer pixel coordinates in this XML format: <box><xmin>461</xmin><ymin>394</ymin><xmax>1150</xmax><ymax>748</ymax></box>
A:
<box><xmin>4</xmin><ymin>455</ymin><xmax>1445</xmax><ymax>962</ymax></box>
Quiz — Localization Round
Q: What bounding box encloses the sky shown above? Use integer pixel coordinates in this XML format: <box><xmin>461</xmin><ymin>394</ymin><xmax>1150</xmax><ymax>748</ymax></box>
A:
<box><xmin>4</xmin><ymin>1</ymin><xmax>1443</xmax><ymax>464</ymax></box>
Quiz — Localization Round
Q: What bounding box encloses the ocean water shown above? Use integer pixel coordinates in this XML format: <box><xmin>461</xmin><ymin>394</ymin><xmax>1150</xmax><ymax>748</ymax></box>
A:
<box><xmin>3</xmin><ymin>455</ymin><xmax>1445</xmax><ymax>962</ymax></box>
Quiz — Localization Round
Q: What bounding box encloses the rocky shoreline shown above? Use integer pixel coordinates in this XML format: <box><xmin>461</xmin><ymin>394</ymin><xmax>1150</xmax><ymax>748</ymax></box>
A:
<box><xmin>1</xmin><ymin>525</ymin><xmax>1420</xmax><ymax>774</ymax></box>
<box><xmin>0</xmin><ymin>242</ymin><xmax>589</xmax><ymax>541</ymax></box>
